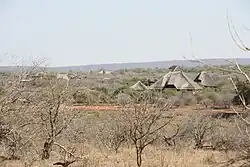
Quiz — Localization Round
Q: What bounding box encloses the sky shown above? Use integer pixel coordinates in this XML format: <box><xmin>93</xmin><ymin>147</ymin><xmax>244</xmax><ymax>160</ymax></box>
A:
<box><xmin>0</xmin><ymin>0</ymin><xmax>250</xmax><ymax>67</ymax></box>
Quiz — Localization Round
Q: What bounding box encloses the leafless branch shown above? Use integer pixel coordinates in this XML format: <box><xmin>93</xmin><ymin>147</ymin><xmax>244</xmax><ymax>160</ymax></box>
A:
<box><xmin>243</xmin><ymin>24</ymin><xmax>250</xmax><ymax>31</ymax></box>
<box><xmin>232</xmin><ymin>107</ymin><xmax>250</xmax><ymax>125</ymax></box>
<box><xmin>227</xmin><ymin>10</ymin><xmax>250</xmax><ymax>51</ymax></box>
<box><xmin>53</xmin><ymin>142</ymin><xmax>76</xmax><ymax>158</ymax></box>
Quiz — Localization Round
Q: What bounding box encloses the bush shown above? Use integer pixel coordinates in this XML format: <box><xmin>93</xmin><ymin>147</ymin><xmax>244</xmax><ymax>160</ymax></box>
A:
<box><xmin>220</xmin><ymin>92</ymin><xmax>234</xmax><ymax>108</ymax></box>
<box><xmin>132</xmin><ymin>90</ymin><xmax>167</xmax><ymax>105</ymax></box>
<box><xmin>163</xmin><ymin>89</ymin><xmax>178</xmax><ymax>96</ymax></box>
<box><xmin>182</xmin><ymin>92</ymin><xmax>196</xmax><ymax>106</ymax></box>
<box><xmin>94</xmin><ymin>87</ymin><xmax>108</xmax><ymax>94</ymax></box>
<box><xmin>232</xmin><ymin>80</ymin><xmax>250</xmax><ymax>106</ymax></box>
<box><xmin>202</xmin><ymin>91</ymin><xmax>220</xmax><ymax>104</ymax></box>
<box><xmin>96</xmin><ymin>117</ymin><xmax>128</xmax><ymax>153</ymax></box>
<box><xmin>200</xmin><ymin>99</ymin><xmax>213</xmax><ymax>108</ymax></box>
<box><xmin>117</xmin><ymin>93</ymin><xmax>132</xmax><ymax>106</ymax></box>
<box><xmin>112</xmin><ymin>86</ymin><xmax>128</xmax><ymax>97</ymax></box>
<box><xmin>169</xmin><ymin>92</ymin><xmax>196</xmax><ymax>107</ymax></box>
<box><xmin>185</xmin><ymin>113</ymin><xmax>223</xmax><ymax>149</ymax></box>
<box><xmin>72</xmin><ymin>89</ymin><xmax>97</xmax><ymax>105</ymax></box>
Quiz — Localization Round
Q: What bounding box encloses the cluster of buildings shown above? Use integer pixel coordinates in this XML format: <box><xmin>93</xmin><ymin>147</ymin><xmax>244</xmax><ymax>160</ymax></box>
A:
<box><xmin>130</xmin><ymin>71</ymin><xmax>217</xmax><ymax>91</ymax></box>
<box><xmin>18</xmin><ymin>67</ymin><xmax>218</xmax><ymax>92</ymax></box>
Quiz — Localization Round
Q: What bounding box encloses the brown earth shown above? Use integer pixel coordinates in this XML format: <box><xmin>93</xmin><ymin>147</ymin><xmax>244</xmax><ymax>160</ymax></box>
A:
<box><xmin>65</xmin><ymin>105</ymin><xmax>120</xmax><ymax>111</ymax></box>
<box><xmin>64</xmin><ymin>104</ymin><xmax>243</xmax><ymax>114</ymax></box>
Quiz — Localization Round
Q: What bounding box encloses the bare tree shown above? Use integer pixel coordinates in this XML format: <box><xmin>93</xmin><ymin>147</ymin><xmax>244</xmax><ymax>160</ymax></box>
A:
<box><xmin>187</xmin><ymin>113</ymin><xmax>222</xmax><ymax>149</ymax></box>
<box><xmin>0</xmin><ymin>57</ymin><xmax>47</xmax><ymax>160</ymax></box>
<box><xmin>163</xmin><ymin>125</ymin><xmax>180</xmax><ymax>148</ymax></box>
<box><xmin>52</xmin><ymin>143</ymin><xmax>78</xmax><ymax>167</ymax></box>
<box><xmin>36</xmin><ymin>82</ymin><xmax>79</xmax><ymax>160</ymax></box>
<box><xmin>121</xmin><ymin>97</ymin><xmax>174</xmax><ymax>167</ymax></box>
<box><xmin>96</xmin><ymin>118</ymin><xmax>127</xmax><ymax>154</ymax></box>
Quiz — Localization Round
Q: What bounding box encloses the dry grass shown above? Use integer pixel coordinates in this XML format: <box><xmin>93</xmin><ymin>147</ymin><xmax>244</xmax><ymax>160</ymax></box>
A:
<box><xmin>0</xmin><ymin>145</ymin><xmax>235</xmax><ymax>167</ymax></box>
<box><xmin>0</xmin><ymin>68</ymin><xmax>247</xmax><ymax>167</ymax></box>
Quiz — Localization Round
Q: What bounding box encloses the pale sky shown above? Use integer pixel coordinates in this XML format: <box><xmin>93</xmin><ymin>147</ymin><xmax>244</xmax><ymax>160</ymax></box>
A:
<box><xmin>0</xmin><ymin>0</ymin><xmax>250</xmax><ymax>67</ymax></box>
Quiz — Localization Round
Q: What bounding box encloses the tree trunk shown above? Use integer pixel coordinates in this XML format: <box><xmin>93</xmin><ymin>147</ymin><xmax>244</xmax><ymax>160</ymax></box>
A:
<box><xmin>42</xmin><ymin>141</ymin><xmax>53</xmax><ymax>160</ymax></box>
<box><xmin>136</xmin><ymin>148</ymin><xmax>143</xmax><ymax>167</ymax></box>
<box><xmin>195</xmin><ymin>139</ymin><xmax>203</xmax><ymax>149</ymax></box>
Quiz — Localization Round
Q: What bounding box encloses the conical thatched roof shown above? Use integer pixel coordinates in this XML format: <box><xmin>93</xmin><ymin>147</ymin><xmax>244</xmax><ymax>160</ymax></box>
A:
<box><xmin>99</xmin><ymin>69</ymin><xmax>111</xmax><ymax>75</ymax></box>
<box><xmin>194</xmin><ymin>71</ymin><xmax>217</xmax><ymax>87</ymax></box>
<box><xmin>149</xmin><ymin>71</ymin><xmax>202</xmax><ymax>90</ymax></box>
<box><xmin>168</xmin><ymin>65</ymin><xmax>179</xmax><ymax>71</ymax></box>
<box><xmin>130</xmin><ymin>81</ymin><xmax>148</xmax><ymax>91</ymax></box>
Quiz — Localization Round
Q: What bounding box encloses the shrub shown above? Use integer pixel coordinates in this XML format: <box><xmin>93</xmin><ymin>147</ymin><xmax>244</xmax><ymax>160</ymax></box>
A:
<box><xmin>232</xmin><ymin>80</ymin><xmax>250</xmax><ymax>106</ymax></box>
<box><xmin>204</xmin><ymin>91</ymin><xmax>220</xmax><ymax>104</ymax></box>
<box><xmin>117</xmin><ymin>93</ymin><xmax>132</xmax><ymax>106</ymax></box>
<box><xmin>72</xmin><ymin>89</ymin><xmax>97</xmax><ymax>105</ymax></box>
<box><xmin>200</xmin><ymin>99</ymin><xmax>213</xmax><ymax>108</ymax></box>
<box><xmin>182</xmin><ymin>92</ymin><xmax>196</xmax><ymax>106</ymax></box>
<box><xmin>185</xmin><ymin>113</ymin><xmax>224</xmax><ymax>149</ymax></box>
<box><xmin>96</xmin><ymin>117</ymin><xmax>128</xmax><ymax>153</ymax></box>
<box><xmin>163</xmin><ymin>89</ymin><xmax>178</xmax><ymax>96</ymax></box>
<box><xmin>112</xmin><ymin>86</ymin><xmax>128</xmax><ymax>97</ymax></box>
<box><xmin>169</xmin><ymin>95</ymin><xmax>182</xmax><ymax>107</ymax></box>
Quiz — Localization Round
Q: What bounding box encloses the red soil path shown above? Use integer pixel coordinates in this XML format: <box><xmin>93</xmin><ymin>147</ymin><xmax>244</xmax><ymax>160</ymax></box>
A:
<box><xmin>65</xmin><ymin>104</ymin><xmax>241</xmax><ymax>113</ymax></box>
<box><xmin>66</xmin><ymin>105</ymin><xmax>120</xmax><ymax>111</ymax></box>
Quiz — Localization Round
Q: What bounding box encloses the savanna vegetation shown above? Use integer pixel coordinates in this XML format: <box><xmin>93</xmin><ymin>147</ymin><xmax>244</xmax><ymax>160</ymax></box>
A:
<box><xmin>0</xmin><ymin>10</ymin><xmax>249</xmax><ymax>167</ymax></box>
<box><xmin>0</xmin><ymin>60</ymin><xmax>250</xmax><ymax>167</ymax></box>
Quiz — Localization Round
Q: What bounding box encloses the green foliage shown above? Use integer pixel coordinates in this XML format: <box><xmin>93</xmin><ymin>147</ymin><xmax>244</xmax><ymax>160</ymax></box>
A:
<box><xmin>232</xmin><ymin>80</ymin><xmax>250</xmax><ymax>105</ymax></box>
<box><xmin>72</xmin><ymin>89</ymin><xmax>97</xmax><ymax>105</ymax></box>
<box><xmin>0</xmin><ymin>72</ymin><xmax>10</xmax><ymax>76</ymax></box>
<box><xmin>205</xmin><ymin>92</ymin><xmax>220</xmax><ymax>103</ymax></box>
<box><xmin>163</xmin><ymin>89</ymin><xmax>178</xmax><ymax>96</ymax></box>
<box><xmin>196</xmin><ymin>88</ymin><xmax>220</xmax><ymax>104</ymax></box>
<box><xmin>112</xmin><ymin>86</ymin><xmax>128</xmax><ymax>97</ymax></box>
<box><xmin>121</xmin><ymin>77</ymin><xmax>139</xmax><ymax>87</ymax></box>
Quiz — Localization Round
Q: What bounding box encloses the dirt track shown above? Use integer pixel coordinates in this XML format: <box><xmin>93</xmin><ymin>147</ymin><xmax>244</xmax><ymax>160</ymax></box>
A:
<box><xmin>64</xmin><ymin>105</ymin><xmax>242</xmax><ymax>113</ymax></box>
<box><xmin>65</xmin><ymin>105</ymin><xmax>120</xmax><ymax>111</ymax></box>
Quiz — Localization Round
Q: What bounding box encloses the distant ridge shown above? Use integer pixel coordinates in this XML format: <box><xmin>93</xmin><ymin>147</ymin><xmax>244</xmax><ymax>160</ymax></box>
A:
<box><xmin>48</xmin><ymin>58</ymin><xmax>250</xmax><ymax>72</ymax></box>
<box><xmin>0</xmin><ymin>58</ymin><xmax>250</xmax><ymax>72</ymax></box>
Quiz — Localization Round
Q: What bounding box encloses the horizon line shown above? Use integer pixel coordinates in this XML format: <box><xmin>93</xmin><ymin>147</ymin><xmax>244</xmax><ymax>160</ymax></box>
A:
<box><xmin>0</xmin><ymin>57</ymin><xmax>247</xmax><ymax>68</ymax></box>
<box><xmin>50</xmin><ymin>57</ymin><xmax>247</xmax><ymax>68</ymax></box>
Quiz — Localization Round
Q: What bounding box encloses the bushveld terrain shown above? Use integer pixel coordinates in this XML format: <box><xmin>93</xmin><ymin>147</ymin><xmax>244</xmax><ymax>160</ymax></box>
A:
<box><xmin>1</xmin><ymin>64</ymin><xmax>250</xmax><ymax>167</ymax></box>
